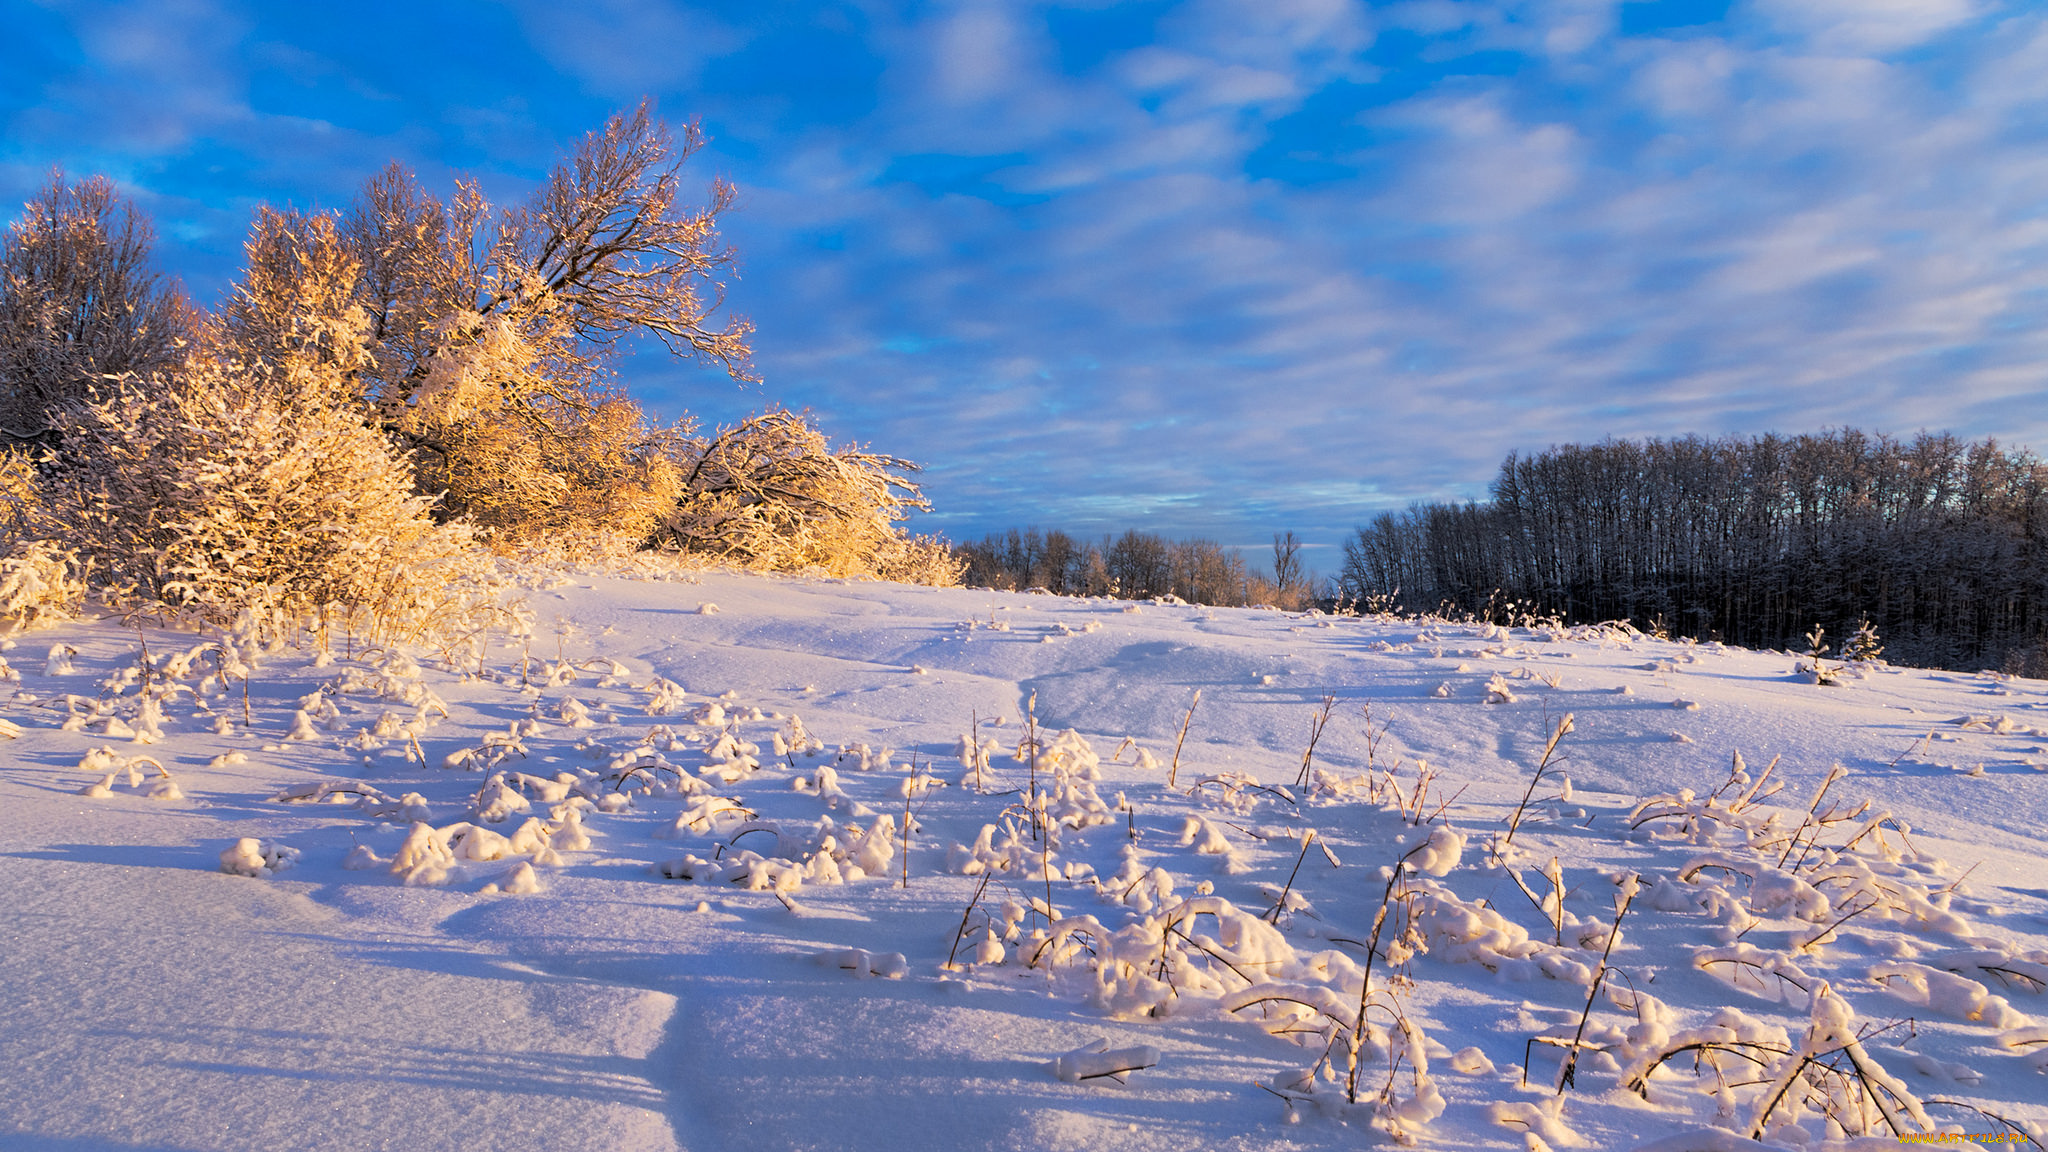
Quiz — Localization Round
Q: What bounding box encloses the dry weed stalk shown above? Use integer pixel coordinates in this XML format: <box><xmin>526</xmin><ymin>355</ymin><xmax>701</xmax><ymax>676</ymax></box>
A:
<box><xmin>1344</xmin><ymin>836</ymin><xmax>1440</xmax><ymax>1103</ymax></box>
<box><xmin>1167</xmin><ymin>688</ymin><xmax>1201</xmax><ymax>789</ymax></box>
<box><xmin>1293</xmin><ymin>694</ymin><xmax>1336</xmax><ymax>789</ymax></box>
<box><xmin>943</xmin><ymin>871</ymin><xmax>995</xmax><ymax>970</ymax></box>
<box><xmin>1503</xmin><ymin>711</ymin><xmax>1574</xmax><ymax>847</ymax></box>
<box><xmin>1551</xmin><ymin>874</ymin><xmax>1636</xmax><ymax>1091</ymax></box>
<box><xmin>1261</xmin><ymin>829</ymin><xmax>1338</xmax><ymax>923</ymax></box>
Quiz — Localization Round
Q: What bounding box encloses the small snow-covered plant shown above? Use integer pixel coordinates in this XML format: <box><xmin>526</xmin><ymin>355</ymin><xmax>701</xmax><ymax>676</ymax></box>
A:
<box><xmin>219</xmin><ymin>837</ymin><xmax>299</xmax><ymax>878</ymax></box>
<box><xmin>1627</xmin><ymin>750</ymin><xmax>1783</xmax><ymax>841</ymax></box>
<box><xmin>1842</xmin><ymin>617</ymin><xmax>1884</xmax><ymax>664</ymax></box>
<box><xmin>1746</xmin><ymin>982</ymin><xmax>1933</xmax><ymax>1140</ymax></box>
<box><xmin>1799</xmin><ymin>626</ymin><xmax>1841</xmax><ymax>685</ymax></box>
<box><xmin>1542</xmin><ymin>873</ymin><xmax>1638</xmax><ymax>1091</ymax></box>
<box><xmin>0</xmin><ymin>539</ymin><xmax>84</xmax><ymax>630</ymax></box>
<box><xmin>1231</xmin><ymin>826</ymin><xmax>1460</xmax><ymax>1139</ymax></box>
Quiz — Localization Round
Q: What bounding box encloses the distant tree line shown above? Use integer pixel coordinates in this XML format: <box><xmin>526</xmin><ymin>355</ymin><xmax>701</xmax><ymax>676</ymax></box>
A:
<box><xmin>957</xmin><ymin>528</ymin><xmax>1314</xmax><ymax>608</ymax></box>
<box><xmin>1336</xmin><ymin>430</ymin><xmax>2048</xmax><ymax>672</ymax></box>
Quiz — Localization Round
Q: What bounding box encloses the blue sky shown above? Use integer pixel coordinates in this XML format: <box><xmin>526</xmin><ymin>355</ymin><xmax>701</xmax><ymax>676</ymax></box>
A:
<box><xmin>5</xmin><ymin>0</ymin><xmax>2046</xmax><ymax>565</ymax></box>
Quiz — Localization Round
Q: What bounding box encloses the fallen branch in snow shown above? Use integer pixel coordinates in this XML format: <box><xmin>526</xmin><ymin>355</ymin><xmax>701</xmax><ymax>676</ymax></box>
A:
<box><xmin>1053</xmin><ymin>1038</ymin><xmax>1160</xmax><ymax>1084</ymax></box>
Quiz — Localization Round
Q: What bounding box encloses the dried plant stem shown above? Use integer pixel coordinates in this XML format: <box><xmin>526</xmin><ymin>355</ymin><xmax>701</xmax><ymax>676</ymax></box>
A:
<box><xmin>1794</xmin><ymin>897</ymin><xmax>1879</xmax><ymax>954</ymax></box>
<box><xmin>1025</xmin><ymin>693</ymin><xmax>1042</xmax><ymax>840</ymax></box>
<box><xmin>1504</xmin><ymin>712</ymin><xmax>1574</xmax><ymax>847</ymax></box>
<box><xmin>1041</xmin><ymin>826</ymin><xmax>1055</xmax><ymax>925</ymax></box>
<box><xmin>1777</xmin><ymin>764</ymin><xmax>1848</xmax><ymax>868</ymax></box>
<box><xmin>971</xmin><ymin>709</ymin><xmax>983</xmax><ymax>792</ymax></box>
<box><xmin>1887</xmin><ymin>729</ymin><xmax>1934</xmax><ymax>771</ymax></box>
<box><xmin>1293</xmin><ymin>694</ymin><xmax>1336</xmax><ymax>789</ymax></box>
<box><xmin>1345</xmin><ymin>839</ymin><xmax>1433</xmax><ymax>1103</ymax></box>
<box><xmin>1556</xmin><ymin>876</ymin><xmax>1635</xmax><ymax>1092</ymax></box>
<box><xmin>901</xmin><ymin>770</ymin><xmax>913</xmax><ymax>889</ymax></box>
<box><xmin>944</xmin><ymin>873</ymin><xmax>994</xmax><ymax>970</ymax></box>
<box><xmin>1168</xmin><ymin>689</ymin><xmax>1201</xmax><ymax>789</ymax></box>
<box><xmin>1264</xmin><ymin>830</ymin><xmax>1317</xmax><ymax>923</ymax></box>
<box><xmin>1360</xmin><ymin>701</ymin><xmax>1388</xmax><ymax>772</ymax></box>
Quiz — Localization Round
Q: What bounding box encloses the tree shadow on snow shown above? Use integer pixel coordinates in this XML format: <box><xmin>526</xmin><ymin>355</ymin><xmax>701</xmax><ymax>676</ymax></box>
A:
<box><xmin>0</xmin><ymin>1131</ymin><xmax>206</xmax><ymax>1152</ymax></box>
<box><xmin>93</xmin><ymin>1021</ymin><xmax>667</xmax><ymax>1112</ymax></box>
<box><xmin>3</xmin><ymin>841</ymin><xmax>218</xmax><ymax>872</ymax></box>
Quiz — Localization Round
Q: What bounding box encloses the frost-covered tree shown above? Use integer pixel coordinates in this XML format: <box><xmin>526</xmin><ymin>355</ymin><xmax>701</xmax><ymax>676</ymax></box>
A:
<box><xmin>332</xmin><ymin>103</ymin><xmax>752</xmax><ymax>535</ymax></box>
<box><xmin>0</xmin><ymin>173</ymin><xmax>193</xmax><ymax>444</ymax></box>
<box><xmin>213</xmin><ymin>206</ymin><xmax>373</xmax><ymax>410</ymax></box>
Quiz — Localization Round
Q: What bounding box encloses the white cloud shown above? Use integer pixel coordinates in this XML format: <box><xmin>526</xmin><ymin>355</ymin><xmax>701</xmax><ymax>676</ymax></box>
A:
<box><xmin>1752</xmin><ymin>0</ymin><xmax>1978</xmax><ymax>55</ymax></box>
<box><xmin>508</xmin><ymin>0</ymin><xmax>740</xmax><ymax>97</ymax></box>
<box><xmin>12</xmin><ymin>0</ymin><xmax>2048</xmax><ymax>546</ymax></box>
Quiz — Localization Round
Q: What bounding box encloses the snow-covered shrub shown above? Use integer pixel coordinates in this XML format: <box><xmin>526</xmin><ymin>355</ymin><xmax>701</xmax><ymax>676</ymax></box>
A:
<box><xmin>36</xmin><ymin>362</ymin><xmax>500</xmax><ymax>643</ymax></box>
<box><xmin>871</xmin><ymin>532</ymin><xmax>967</xmax><ymax>587</ymax></box>
<box><xmin>1842</xmin><ymin>616</ymin><xmax>1884</xmax><ymax>663</ymax></box>
<box><xmin>0</xmin><ymin>539</ymin><xmax>83</xmax><ymax>630</ymax></box>
<box><xmin>0</xmin><ymin>450</ymin><xmax>42</xmax><ymax>548</ymax></box>
<box><xmin>649</xmin><ymin>409</ymin><xmax>951</xmax><ymax>583</ymax></box>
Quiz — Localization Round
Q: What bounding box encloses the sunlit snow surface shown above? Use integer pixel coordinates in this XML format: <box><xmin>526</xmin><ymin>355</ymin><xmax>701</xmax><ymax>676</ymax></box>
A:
<box><xmin>3</xmin><ymin>570</ymin><xmax>2046</xmax><ymax>1151</ymax></box>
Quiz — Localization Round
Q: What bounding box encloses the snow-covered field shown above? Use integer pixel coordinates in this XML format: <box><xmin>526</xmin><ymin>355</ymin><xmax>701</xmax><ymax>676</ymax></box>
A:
<box><xmin>5</xmin><ymin>569</ymin><xmax>2047</xmax><ymax>1151</ymax></box>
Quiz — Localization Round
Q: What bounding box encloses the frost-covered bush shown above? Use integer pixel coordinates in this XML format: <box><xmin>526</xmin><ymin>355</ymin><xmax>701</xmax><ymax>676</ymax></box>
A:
<box><xmin>0</xmin><ymin>539</ymin><xmax>83</xmax><ymax>630</ymax></box>
<box><xmin>36</xmin><ymin>362</ymin><xmax>491</xmax><ymax>637</ymax></box>
<box><xmin>651</xmin><ymin>409</ymin><xmax>956</xmax><ymax>584</ymax></box>
<box><xmin>870</xmin><ymin>531</ymin><xmax>968</xmax><ymax>587</ymax></box>
<box><xmin>0</xmin><ymin>450</ymin><xmax>42</xmax><ymax>549</ymax></box>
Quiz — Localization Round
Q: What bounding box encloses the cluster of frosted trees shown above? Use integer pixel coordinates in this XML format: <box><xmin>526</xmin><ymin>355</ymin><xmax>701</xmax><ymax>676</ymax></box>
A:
<box><xmin>0</xmin><ymin>105</ymin><xmax>955</xmax><ymax>629</ymax></box>
<box><xmin>1337</xmin><ymin>431</ymin><xmax>2048</xmax><ymax>672</ymax></box>
<box><xmin>957</xmin><ymin>528</ymin><xmax>1313</xmax><ymax>609</ymax></box>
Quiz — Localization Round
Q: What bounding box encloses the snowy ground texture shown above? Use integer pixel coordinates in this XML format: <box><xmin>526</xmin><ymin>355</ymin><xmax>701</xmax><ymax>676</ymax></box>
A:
<box><xmin>5</xmin><ymin>568</ymin><xmax>2048</xmax><ymax>1152</ymax></box>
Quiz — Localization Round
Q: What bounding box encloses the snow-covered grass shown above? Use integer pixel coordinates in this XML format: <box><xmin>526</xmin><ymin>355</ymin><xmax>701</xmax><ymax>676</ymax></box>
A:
<box><xmin>2</xmin><ymin>569</ymin><xmax>2046</xmax><ymax>1151</ymax></box>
